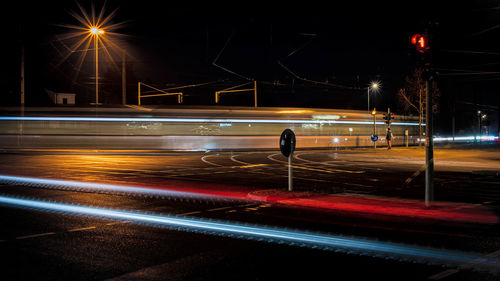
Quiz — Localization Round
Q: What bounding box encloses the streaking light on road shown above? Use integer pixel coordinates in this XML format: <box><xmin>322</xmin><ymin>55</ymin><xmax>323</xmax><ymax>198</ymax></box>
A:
<box><xmin>433</xmin><ymin>136</ymin><xmax>499</xmax><ymax>142</ymax></box>
<box><xmin>0</xmin><ymin>116</ymin><xmax>421</xmax><ymax>126</ymax></box>
<box><xmin>0</xmin><ymin>175</ymin><xmax>229</xmax><ymax>201</ymax></box>
<box><xmin>0</xmin><ymin>195</ymin><xmax>498</xmax><ymax>270</ymax></box>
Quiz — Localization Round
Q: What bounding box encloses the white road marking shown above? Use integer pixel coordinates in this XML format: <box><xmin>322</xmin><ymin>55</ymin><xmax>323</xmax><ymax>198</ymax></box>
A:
<box><xmin>230</xmin><ymin>155</ymin><xmax>250</xmax><ymax>165</ymax></box>
<box><xmin>124</xmin><ymin>104</ymin><xmax>153</xmax><ymax>111</ymax></box>
<box><xmin>240</xmin><ymin>203</ymin><xmax>260</xmax><ymax>207</ymax></box>
<box><xmin>428</xmin><ymin>249</ymin><xmax>500</xmax><ymax>280</ymax></box>
<box><xmin>295</xmin><ymin>152</ymin><xmax>339</xmax><ymax>166</ymax></box>
<box><xmin>267</xmin><ymin>153</ymin><xmax>287</xmax><ymax>164</ymax></box>
<box><xmin>177</xmin><ymin>211</ymin><xmax>202</xmax><ymax>216</ymax></box>
<box><xmin>428</xmin><ymin>269</ymin><xmax>460</xmax><ymax>280</ymax></box>
<box><xmin>11</xmin><ymin>221</ymin><xmax>135</xmax><ymax>241</ymax></box>
<box><xmin>68</xmin><ymin>226</ymin><xmax>96</xmax><ymax>232</ymax></box>
<box><xmin>207</xmin><ymin>206</ymin><xmax>233</xmax><ymax>212</ymax></box>
<box><xmin>404</xmin><ymin>165</ymin><xmax>426</xmax><ymax>185</ymax></box>
<box><xmin>105</xmin><ymin>220</ymin><xmax>131</xmax><ymax>226</ymax></box>
<box><xmin>16</xmin><ymin>232</ymin><xmax>56</xmax><ymax>240</ymax></box>
<box><xmin>268</xmin><ymin>153</ymin><xmax>364</xmax><ymax>174</ymax></box>
<box><xmin>201</xmin><ymin>155</ymin><xmax>223</xmax><ymax>167</ymax></box>
<box><xmin>343</xmin><ymin>182</ymin><xmax>373</xmax><ymax>188</ymax></box>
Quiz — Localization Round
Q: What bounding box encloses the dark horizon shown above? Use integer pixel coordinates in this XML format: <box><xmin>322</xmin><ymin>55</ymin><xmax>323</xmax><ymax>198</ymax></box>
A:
<box><xmin>2</xmin><ymin>1</ymin><xmax>500</xmax><ymax>135</ymax></box>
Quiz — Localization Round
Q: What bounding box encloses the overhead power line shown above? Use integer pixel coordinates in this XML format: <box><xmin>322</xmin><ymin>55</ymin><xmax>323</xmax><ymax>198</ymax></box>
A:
<box><xmin>442</xmin><ymin>49</ymin><xmax>500</xmax><ymax>55</ymax></box>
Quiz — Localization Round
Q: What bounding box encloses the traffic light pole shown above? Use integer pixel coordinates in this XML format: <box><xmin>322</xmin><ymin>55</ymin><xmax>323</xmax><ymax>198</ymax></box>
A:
<box><xmin>387</xmin><ymin>108</ymin><xmax>391</xmax><ymax>128</ymax></box>
<box><xmin>373</xmin><ymin>110</ymin><xmax>377</xmax><ymax>149</ymax></box>
<box><xmin>288</xmin><ymin>153</ymin><xmax>293</xmax><ymax>191</ymax></box>
<box><xmin>411</xmin><ymin>29</ymin><xmax>435</xmax><ymax>206</ymax></box>
<box><xmin>425</xmin><ymin>75</ymin><xmax>434</xmax><ymax>206</ymax></box>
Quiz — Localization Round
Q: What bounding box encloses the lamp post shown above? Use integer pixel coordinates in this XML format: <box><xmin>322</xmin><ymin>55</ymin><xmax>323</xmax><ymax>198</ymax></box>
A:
<box><xmin>367</xmin><ymin>82</ymin><xmax>379</xmax><ymax>111</ymax></box>
<box><xmin>90</xmin><ymin>27</ymin><xmax>104</xmax><ymax>105</ymax></box>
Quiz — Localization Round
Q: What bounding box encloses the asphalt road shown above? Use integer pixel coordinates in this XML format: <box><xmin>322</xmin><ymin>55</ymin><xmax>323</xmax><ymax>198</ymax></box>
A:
<box><xmin>1</xmin><ymin>146</ymin><xmax>500</xmax><ymax>280</ymax></box>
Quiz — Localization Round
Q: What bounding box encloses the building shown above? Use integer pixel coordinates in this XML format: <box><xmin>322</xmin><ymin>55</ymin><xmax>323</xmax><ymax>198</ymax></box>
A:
<box><xmin>45</xmin><ymin>89</ymin><xmax>76</xmax><ymax>105</ymax></box>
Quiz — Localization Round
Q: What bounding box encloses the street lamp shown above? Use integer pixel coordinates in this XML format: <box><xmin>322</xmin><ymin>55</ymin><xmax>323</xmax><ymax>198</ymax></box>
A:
<box><xmin>367</xmin><ymin>82</ymin><xmax>379</xmax><ymax>111</ymax></box>
<box><xmin>479</xmin><ymin>112</ymin><xmax>487</xmax><ymax>136</ymax></box>
<box><xmin>59</xmin><ymin>2</ymin><xmax>124</xmax><ymax>105</ymax></box>
<box><xmin>90</xmin><ymin>26</ymin><xmax>104</xmax><ymax>105</ymax></box>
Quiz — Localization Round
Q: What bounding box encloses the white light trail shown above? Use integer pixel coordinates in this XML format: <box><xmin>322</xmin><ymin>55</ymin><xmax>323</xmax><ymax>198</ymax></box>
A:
<box><xmin>0</xmin><ymin>175</ymin><xmax>225</xmax><ymax>201</ymax></box>
<box><xmin>434</xmin><ymin>136</ymin><xmax>499</xmax><ymax>142</ymax></box>
<box><xmin>0</xmin><ymin>116</ymin><xmax>421</xmax><ymax>126</ymax></box>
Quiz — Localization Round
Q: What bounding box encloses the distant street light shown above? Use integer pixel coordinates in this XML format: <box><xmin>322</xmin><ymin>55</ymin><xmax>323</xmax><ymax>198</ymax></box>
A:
<box><xmin>367</xmin><ymin>82</ymin><xmax>379</xmax><ymax>112</ymax></box>
<box><xmin>90</xmin><ymin>26</ymin><xmax>104</xmax><ymax>105</ymax></box>
<box><xmin>478</xmin><ymin>111</ymin><xmax>487</xmax><ymax>136</ymax></box>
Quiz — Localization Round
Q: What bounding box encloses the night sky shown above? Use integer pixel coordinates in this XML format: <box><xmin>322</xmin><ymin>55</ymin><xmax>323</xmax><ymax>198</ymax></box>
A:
<box><xmin>3</xmin><ymin>1</ymin><xmax>500</xmax><ymax>133</ymax></box>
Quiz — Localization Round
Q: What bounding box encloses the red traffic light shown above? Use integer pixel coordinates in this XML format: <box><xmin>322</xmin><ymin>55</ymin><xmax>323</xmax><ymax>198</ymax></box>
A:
<box><xmin>411</xmin><ymin>34</ymin><xmax>429</xmax><ymax>53</ymax></box>
<box><xmin>411</xmin><ymin>34</ymin><xmax>420</xmax><ymax>45</ymax></box>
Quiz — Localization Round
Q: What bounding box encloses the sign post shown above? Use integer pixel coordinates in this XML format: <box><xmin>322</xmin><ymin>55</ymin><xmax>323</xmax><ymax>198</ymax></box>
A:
<box><xmin>371</xmin><ymin>108</ymin><xmax>377</xmax><ymax>148</ymax></box>
<box><xmin>280</xmin><ymin>129</ymin><xmax>296</xmax><ymax>191</ymax></box>
<box><xmin>405</xmin><ymin>129</ymin><xmax>409</xmax><ymax>147</ymax></box>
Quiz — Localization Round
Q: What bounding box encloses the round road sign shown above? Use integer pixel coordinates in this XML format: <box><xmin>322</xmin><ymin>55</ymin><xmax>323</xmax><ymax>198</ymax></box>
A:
<box><xmin>280</xmin><ymin>129</ymin><xmax>296</xmax><ymax>157</ymax></box>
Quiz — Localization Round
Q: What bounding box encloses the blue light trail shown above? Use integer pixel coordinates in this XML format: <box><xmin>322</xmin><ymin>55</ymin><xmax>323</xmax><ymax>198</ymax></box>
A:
<box><xmin>0</xmin><ymin>195</ymin><xmax>498</xmax><ymax>271</ymax></box>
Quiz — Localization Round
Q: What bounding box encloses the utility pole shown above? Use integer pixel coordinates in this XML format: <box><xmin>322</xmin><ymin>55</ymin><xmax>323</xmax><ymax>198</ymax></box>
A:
<box><xmin>254</xmin><ymin>80</ymin><xmax>258</xmax><ymax>108</ymax></box>
<box><xmin>122</xmin><ymin>51</ymin><xmax>126</xmax><ymax>105</ymax></box>
<box><xmin>367</xmin><ymin>87</ymin><xmax>370</xmax><ymax>112</ymax></box>
<box><xmin>19</xmin><ymin>44</ymin><xmax>25</xmax><ymax>145</ymax></box>
<box><xmin>138</xmin><ymin>82</ymin><xmax>141</xmax><ymax>105</ymax></box>
<box><xmin>21</xmin><ymin>46</ymin><xmax>25</xmax><ymax>106</ymax></box>
<box><xmin>387</xmin><ymin>108</ymin><xmax>391</xmax><ymax>128</ymax></box>
<box><xmin>477</xmin><ymin>110</ymin><xmax>482</xmax><ymax>138</ymax></box>
<box><xmin>452</xmin><ymin>94</ymin><xmax>456</xmax><ymax>143</ymax></box>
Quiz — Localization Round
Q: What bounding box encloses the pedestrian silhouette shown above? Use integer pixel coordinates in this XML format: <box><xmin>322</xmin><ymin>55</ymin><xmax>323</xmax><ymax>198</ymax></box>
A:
<box><xmin>386</xmin><ymin>128</ymin><xmax>393</xmax><ymax>150</ymax></box>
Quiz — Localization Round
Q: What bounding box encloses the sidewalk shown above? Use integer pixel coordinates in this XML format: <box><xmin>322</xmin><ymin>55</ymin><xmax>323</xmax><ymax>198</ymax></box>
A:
<box><xmin>146</xmin><ymin>179</ymin><xmax>498</xmax><ymax>225</ymax></box>
<box><xmin>247</xmin><ymin>189</ymin><xmax>498</xmax><ymax>224</ymax></box>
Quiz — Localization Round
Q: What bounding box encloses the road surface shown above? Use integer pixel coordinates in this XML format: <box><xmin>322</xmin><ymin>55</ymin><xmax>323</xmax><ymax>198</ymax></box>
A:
<box><xmin>0</xmin><ymin>146</ymin><xmax>499</xmax><ymax>280</ymax></box>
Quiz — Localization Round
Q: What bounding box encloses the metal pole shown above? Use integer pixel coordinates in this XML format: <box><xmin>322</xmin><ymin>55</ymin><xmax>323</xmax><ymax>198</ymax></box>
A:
<box><xmin>21</xmin><ymin>46</ymin><xmax>25</xmax><ymax>106</ymax></box>
<box><xmin>288</xmin><ymin>153</ymin><xmax>293</xmax><ymax>191</ymax></box>
<box><xmin>122</xmin><ymin>51</ymin><xmax>126</xmax><ymax>105</ymax></box>
<box><xmin>425</xmin><ymin>79</ymin><xmax>434</xmax><ymax>206</ymax></box>
<box><xmin>95</xmin><ymin>36</ymin><xmax>99</xmax><ymax>104</ymax></box>
<box><xmin>419</xmin><ymin>88</ymin><xmax>422</xmax><ymax>146</ymax></box>
<box><xmin>405</xmin><ymin>130</ymin><xmax>409</xmax><ymax>147</ymax></box>
<box><xmin>19</xmin><ymin>45</ymin><xmax>25</xmax><ymax>146</ymax></box>
<box><xmin>387</xmin><ymin>108</ymin><xmax>391</xmax><ymax>128</ymax></box>
<box><xmin>452</xmin><ymin>99</ymin><xmax>455</xmax><ymax>144</ymax></box>
<box><xmin>137</xmin><ymin>82</ymin><xmax>141</xmax><ymax>105</ymax></box>
<box><xmin>367</xmin><ymin>87</ymin><xmax>370</xmax><ymax>112</ymax></box>
<box><xmin>478</xmin><ymin>112</ymin><xmax>482</xmax><ymax>141</ymax></box>
<box><xmin>373</xmin><ymin>111</ymin><xmax>377</xmax><ymax>149</ymax></box>
<box><xmin>254</xmin><ymin>80</ymin><xmax>258</xmax><ymax>108</ymax></box>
